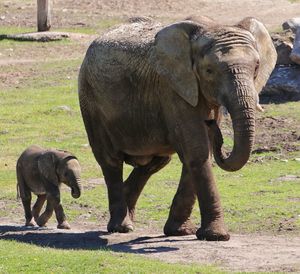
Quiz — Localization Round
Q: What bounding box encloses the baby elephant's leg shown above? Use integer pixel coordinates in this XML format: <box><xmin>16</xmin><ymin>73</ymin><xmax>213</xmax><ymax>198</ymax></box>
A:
<box><xmin>32</xmin><ymin>194</ymin><xmax>46</xmax><ymax>221</ymax></box>
<box><xmin>17</xmin><ymin>169</ymin><xmax>35</xmax><ymax>226</ymax></box>
<box><xmin>36</xmin><ymin>199</ymin><xmax>53</xmax><ymax>227</ymax></box>
<box><xmin>48</xmin><ymin>194</ymin><xmax>70</xmax><ymax>229</ymax></box>
<box><xmin>21</xmin><ymin>193</ymin><xmax>35</xmax><ymax>227</ymax></box>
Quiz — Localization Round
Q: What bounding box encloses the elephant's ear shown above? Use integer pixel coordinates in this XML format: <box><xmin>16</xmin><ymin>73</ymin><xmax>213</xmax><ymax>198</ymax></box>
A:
<box><xmin>150</xmin><ymin>21</ymin><xmax>200</xmax><ymax>106</ymax></box>
<box><xmin>236</xmin><ymin>17</ymin><xmax>277</xmax><ymax>93</ymax></box>
<box><xmin>38</xmin><ymin>152</ymin><xmax>59</xmax><ymax>186</ymax></box>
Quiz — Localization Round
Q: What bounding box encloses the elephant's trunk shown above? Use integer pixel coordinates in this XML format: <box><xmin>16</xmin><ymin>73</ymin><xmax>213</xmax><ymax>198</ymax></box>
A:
<box><xmin>209</xmin><ymin>82</ymin><xmax>256</xmax><ymax>172</ymax></box>
<box><xmin>71</xmin><ymin>177</ymin><xmax>82</xmax><ymax>199</ymax></box>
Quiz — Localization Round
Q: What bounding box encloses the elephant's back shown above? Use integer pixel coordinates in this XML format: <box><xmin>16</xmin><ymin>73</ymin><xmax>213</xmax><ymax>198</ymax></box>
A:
<box><xmin>18</xmin><ymin>145</ymin><xmax>44</xmax><ymax>162</ymax></box>
<box><xmin>95</xmin><ymin>18</ymin><xmax>162</xmax><ymax>52</ymax></box>
<box><xmin>81</xmin><ymin>18</ymin><xmax>162</xmax><ymax>73</ymax></box>
<box><xmin>78</xmin><ymin>18</ymin><xmax>162</xmax><ymax>103</ymax></box>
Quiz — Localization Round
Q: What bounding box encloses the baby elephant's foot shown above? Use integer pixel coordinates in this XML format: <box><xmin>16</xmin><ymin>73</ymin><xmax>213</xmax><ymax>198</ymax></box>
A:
<box><xmin>164</xmin><ymin>219</ymin><xmax>197</xmax><ymax>236</ymax></box>
<box><xmin>25</xmin><ymin>218</ymin><xmax>36</xmax><ymax>227</ymax></box>
<box><xmin>36</xmin><ymin>217</ymin><xmax>48</xmax><ymax>227</ymax></box>
<box><xmin>196</xmin><ymin>222</ymin><xmax>230</xmax><ymax>241</ymax></box>
<box><xmin>57</xmin><ymin>221</ymin><xmax>71</xmax><ymax>229</ymax></box>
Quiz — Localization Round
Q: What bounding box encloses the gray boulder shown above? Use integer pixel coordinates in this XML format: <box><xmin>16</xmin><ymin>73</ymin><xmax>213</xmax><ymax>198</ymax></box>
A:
<box><xmin>271</xmin><ymin>30</ymin><xmax>294</xmax><ymax>65</ymax></box>
<box><xmin>261</xmin><ymin>65</ymin><xmax>300</xmax><ymax>102</ymax></box>
<box><xmin>282</xmin><ymin>18</ymin><xmax>300</xmax><ymax>65</ymax></box>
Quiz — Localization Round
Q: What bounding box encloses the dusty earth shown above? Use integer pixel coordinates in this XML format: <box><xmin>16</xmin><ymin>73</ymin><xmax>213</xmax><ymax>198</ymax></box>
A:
<box><xmin>1</xmin><ymin>0</ymin><xmax>300</xmax><ymax>30</ymax></box>
<box><xmin>0</xmin><ymin>223</ymin><xmax>299</xmax><ymax>273</ymax></box>
<box><xmin>1</xmin><ymin>0</ymin><xmax>300</xmax><ymax>272</ymax></box>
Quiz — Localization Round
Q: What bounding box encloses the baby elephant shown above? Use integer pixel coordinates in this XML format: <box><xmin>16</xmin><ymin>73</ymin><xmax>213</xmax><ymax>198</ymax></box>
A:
<box><xmin>16</xmin><ymin>145</ymin><xmax>82</xmax><ymax>229</ymax></box>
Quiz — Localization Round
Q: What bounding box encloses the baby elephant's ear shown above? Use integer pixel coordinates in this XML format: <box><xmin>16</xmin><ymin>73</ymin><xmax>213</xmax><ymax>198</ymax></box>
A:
<box><xmin>236</xmin><ymin>17</ymin><xmax>277</xmax><ymax>93</ymax></box>
<box><xmin>149</xmin><ymin>21</ymin><xmax>199</xmax><ymax>106</ymax></box>
<box><xmin>37</xmin><ymin>152</ymin><xmax>59</xmax><ymax>185</ymax></box>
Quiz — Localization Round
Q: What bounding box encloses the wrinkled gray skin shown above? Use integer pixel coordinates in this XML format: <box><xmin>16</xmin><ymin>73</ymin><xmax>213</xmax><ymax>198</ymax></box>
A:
<box><xmin>16</xmin><ymin>145</ymin><xmax>82</xmax><ymax>229</ymax></box>
<box><xmin>79</xmin><ymin>16</ymin><xmax>276</xmax><ymax>240</ymax></box>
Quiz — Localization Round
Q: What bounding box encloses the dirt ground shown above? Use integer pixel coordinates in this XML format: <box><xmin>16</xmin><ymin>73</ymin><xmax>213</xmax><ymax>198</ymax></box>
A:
<box><xmin>0</xmin><ymin>223</ymin><xmax>299</xmax><ymax>272</ymax></box>
<box><xmin>2</xmin><ymin>0</ymin><xmax>300</xmax><ymax>30</ymax></box>
<box><xmin>1</xmin><ymin>0</ymin><xmax>300</xmax><ymax>272</ymax></box>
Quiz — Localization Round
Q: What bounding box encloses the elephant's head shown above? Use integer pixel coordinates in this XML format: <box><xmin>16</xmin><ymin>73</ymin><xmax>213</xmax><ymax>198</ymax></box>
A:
<box><xmin>38</xmin><ymin>150</ymin><xmax>82</xmax><ymax>198</ymax></box>
<box><xmin>150</xmin><ymin>17</ymin><xmax>276</xmax><ymax>171</ymax></box>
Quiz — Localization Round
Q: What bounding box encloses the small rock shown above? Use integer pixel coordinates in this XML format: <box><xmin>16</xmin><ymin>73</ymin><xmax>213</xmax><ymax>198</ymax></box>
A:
<box><xmin>0</xmin><ymin>130</ymin><xmax>9</xmax><ymax>135</ymax></box>
<box><xmin>294</xmin><ymin>158</ymin><xmax>300</xmax><ymax>162</ymax></box>
<box><xmin>54</xmin><ymin>105</ymin><xmax>72</xmax><ymax>112</ymax></box>
<box><xmin>281</xmin><ymin>159</ymin><xmax>288</xmax><ymax>163</ymax></box>
<box><xmin>82</xmin><ymin>144</ymin><xmax>89</xmax><ymax>148</ymax></box>
<box><xmin>0</xmin><ymin>15</ymin><xmax>5</xmax><ymax>20</ymax></box>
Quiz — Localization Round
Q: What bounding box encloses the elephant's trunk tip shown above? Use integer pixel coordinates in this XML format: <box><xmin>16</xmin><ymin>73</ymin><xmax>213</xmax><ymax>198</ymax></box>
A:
<box><xmin>71</xmin><ymin>180</ymin><xmax>82</xmax><ymax>199</ymax></box>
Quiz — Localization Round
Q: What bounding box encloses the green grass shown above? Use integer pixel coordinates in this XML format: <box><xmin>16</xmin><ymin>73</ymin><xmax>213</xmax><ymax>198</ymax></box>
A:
<box><xmin>262</xmin><ymin>102</ymin><xmax>300</xmax><ymax>120</ymax></box>
<box><xmin>57</xmin><ymin>18</ymin><xmax>124</xmax><ymax>35</ymax></box>
<box><xmin>0</xmin><ymin>18</ymin><xmax>123</xmax><ymax>37</ymax></box>
<box><xmin>0</xmin><ymin>240</ymin><xmax>220</xmax><ymax>274</ymax></box>
<box><xmin>0</xmin><ymin>26</ymin><xmax>35</xmax><ymax>36</ymax></box>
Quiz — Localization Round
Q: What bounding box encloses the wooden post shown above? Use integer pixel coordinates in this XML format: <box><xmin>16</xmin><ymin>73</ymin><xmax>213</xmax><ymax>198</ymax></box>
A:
<box><xmin>37</xmin><ymin>0</ymin><xmax>51</xmax><ymax>32</ymax></box>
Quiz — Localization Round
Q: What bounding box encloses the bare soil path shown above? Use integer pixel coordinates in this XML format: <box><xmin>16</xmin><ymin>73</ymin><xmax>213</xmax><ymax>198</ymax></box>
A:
<box><xmin>1</xmin><ymin>223</ymin><xmax>299</xmax><ymax>273</ymax></box>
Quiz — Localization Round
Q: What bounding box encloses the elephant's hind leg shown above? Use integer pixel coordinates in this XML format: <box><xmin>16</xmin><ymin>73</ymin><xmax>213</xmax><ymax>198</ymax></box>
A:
<box><xmin>124</xmin><ymin>156</ymin><xmax>171</xmax><ymax>221</ymax></box>
<box><xmin>164</xmin><ymin>165</ymin><xmax>197</xmax><ymax>236</ymax></box>
<box><xmin>32</xmin><ymin>194</ymin><xmax>46</xmax><ymax>221</ymax></box>
<box><xmin>103</xmin><ymin>164</ymin><xmax>134</xmax><ymax>233</ymax></box>
<box><xmin>17</xmin><ymin>169</ymin><xmax>35</xmax><ymax>226</ymax></box>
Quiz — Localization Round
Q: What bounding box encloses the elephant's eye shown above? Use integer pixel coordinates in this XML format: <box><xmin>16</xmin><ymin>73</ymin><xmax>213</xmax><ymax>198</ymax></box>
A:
<box><xmin>206</xmin><ymin>68</ymin><xmax>213</xmax><ymax>74</ymax></box>
<box><xmin>254</xmin><ymin>60</ymin><xmax>260</xmax><ymax>79</ymax></box>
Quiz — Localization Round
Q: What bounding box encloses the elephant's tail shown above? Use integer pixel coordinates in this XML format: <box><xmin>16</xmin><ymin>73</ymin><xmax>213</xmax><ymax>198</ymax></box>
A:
<box><xmin>16</xmin><ymin>183</ymin><xmax>20</xmax><ymax>200</ymax></box>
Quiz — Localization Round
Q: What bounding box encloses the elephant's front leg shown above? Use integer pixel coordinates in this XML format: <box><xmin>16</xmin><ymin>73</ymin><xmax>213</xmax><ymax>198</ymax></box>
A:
<box><xmin>169</xmin><ymin>110</ymin><xmax>229</xmax><ymax>241</ymax></box>
<box><xmin>164</xmin><ymin>165</ymin><xmax>197</xmax><ymax>236</ymax></box>
<box><xmin>32</xmin><ymin>194</ymin><xmax>46</xmax><ymax>221</ymax></box>
<box><xmin>36</xmin><ymin>199</ymin><xmax>54</xmax><ymax>227</ymax></box>
<box><xmin>48</xmin><ymin>194</ymin><xmax>71</xmax><ymax>230</ymax></box>
<box><xmin>192</xmin><ymin>159</ymin><xmax>230</xmax><ymax>241</ymax></box>
<box><xmin>103</xmin><ymin>164</ymin><xmax>133</xmax><ymax>233</ymax></box>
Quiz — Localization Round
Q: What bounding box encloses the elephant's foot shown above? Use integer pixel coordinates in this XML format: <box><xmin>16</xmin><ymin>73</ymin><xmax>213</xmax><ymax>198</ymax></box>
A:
<box><xmin>57</xmin><ymin>221</ymin><xmax>71</xmax><ymax>230</ymax></box>
<box><xmin>25</xmin><ymin>218</ymin><xmax>36</xmax><ymax>227</ymax></box>
<box><xmin>164</xmin><ymin>219</ymin><xmax>197</xmax><ymax>236</ymax></box>
<box><xmin>36</xmin><ymin>216</ymin><xmax>49</xmax><ymax>227</ymax></box>
<box><xmin>196</xmin><ymin>221</ymin><xmax>230</xmax><ymax>241</ymax></box>
<box><xmin>107</xmin><ymin>216</ymin><xmax>133</xmax><ymax>233</ymax></box>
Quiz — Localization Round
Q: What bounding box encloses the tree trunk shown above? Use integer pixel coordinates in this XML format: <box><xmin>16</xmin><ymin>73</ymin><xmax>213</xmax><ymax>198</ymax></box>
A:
<box><xmin>37</xmin><ymin>0</ymin><xmax>51</xmax><ymax>32</ymax></box>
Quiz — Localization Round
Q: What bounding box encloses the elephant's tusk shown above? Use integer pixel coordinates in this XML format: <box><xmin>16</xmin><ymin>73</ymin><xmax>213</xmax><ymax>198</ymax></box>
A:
<box><xmin>256</xmin><ymin>103</ymin><xmax>264</xmax><ymax>112</ymax></box>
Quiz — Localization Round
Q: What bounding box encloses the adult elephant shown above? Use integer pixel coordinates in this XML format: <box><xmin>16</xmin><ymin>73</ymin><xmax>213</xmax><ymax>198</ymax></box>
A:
<box><xmin>78</xmin><ymin>16</ymin><xmax>276</xmax><ymax>241</ymax></box>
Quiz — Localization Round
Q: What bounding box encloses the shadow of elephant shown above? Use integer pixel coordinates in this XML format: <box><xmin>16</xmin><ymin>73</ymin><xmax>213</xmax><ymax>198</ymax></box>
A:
<box><xmin>0</xmin><ymin>225</ymin><xmax>179</xmax><ymax>254</ymax></box>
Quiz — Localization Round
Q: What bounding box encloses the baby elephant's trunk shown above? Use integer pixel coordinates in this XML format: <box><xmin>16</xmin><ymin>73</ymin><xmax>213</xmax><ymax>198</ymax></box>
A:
<box><xmin>71</xmin><ymin>177</ymin><xmax>82</xmax><ymax>199</ymax></box>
